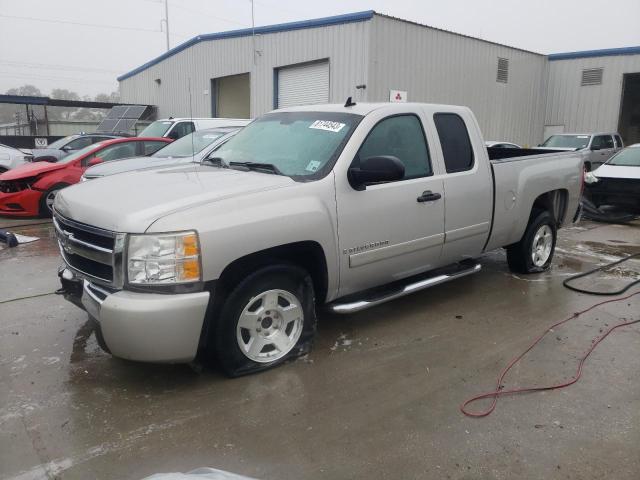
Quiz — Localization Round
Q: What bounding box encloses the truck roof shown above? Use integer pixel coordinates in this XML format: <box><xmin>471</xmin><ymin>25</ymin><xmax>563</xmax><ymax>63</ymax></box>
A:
<box><xmin>274</xmin><ymin>102</ymin><xmax>471</xmax><ymax>116</ymax></box>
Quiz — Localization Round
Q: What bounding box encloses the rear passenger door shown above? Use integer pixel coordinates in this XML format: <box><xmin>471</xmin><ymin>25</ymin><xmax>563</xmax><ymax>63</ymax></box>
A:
<box><xmin>335</xmin><ymin>112</ymin><xmax>445</xmax><ymax>297</ymax></box>
<box><xmin>433</xmin><ymin>111</ymin><xmax>493</xmax><ymax>262</ymax></box>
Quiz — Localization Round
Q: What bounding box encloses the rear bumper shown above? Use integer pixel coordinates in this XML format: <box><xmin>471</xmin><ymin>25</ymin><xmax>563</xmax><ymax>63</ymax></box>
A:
<box><xmin>0</xmin><ymin>189</ymin><xmax>42</xmax><ymax>216</ymax></box>
<box><xmin>59</xmin><ymin>267</ymin><xmax>210</xmax><ymax>363</ymax></box>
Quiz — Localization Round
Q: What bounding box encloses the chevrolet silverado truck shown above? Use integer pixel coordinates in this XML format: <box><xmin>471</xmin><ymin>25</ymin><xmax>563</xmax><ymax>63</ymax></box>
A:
<box><xmin>54</xmin><ymin>102</ymin><xmax>583</xmax><ymax>376</ymax></box>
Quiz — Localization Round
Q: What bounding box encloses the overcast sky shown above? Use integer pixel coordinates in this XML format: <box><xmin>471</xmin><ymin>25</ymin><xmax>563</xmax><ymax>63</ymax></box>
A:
<box><xmin>1</xmin><ymin>0</ymin><xmax>639</xmax><ymax>97</ymax></box>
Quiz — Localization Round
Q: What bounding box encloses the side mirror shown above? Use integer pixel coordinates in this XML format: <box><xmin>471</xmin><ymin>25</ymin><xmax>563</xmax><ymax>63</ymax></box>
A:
<box><xmin>348</xmin><ymin>155</ymin><xmax>405</xmax><ymax>190</ymax></box>
<box><xmin>88</xmin><ymin>157</ymin><xmax>103</xmax><ymax>166</ymax></box>
<box><xmin>33</xmin><ymin>155</ymin><xmax>58</xmax><ymax>163</ymax></box>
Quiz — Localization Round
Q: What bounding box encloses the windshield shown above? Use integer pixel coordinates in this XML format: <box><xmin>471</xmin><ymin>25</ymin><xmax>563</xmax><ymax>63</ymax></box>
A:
<box><xmin>138</xmin><ymin>120</ymin><xmax>174</xmax><ymax>137</ymax></box>
<box><xmin>47</xmin><ymin>135</ymin><xmax>76</xmax><ymax>149</ymax></box>
<box><xmin>607</xmin><ymin>147</ymin><xmax>640</xmax><ymax>166</ymax></box>
<box><xmin>153</xmin><ymin>130</ymin><xmax>227</xmax><ymax>158</ymax></box>
<box><xmin>209</xmin><ymin>112</ymin><xmax>361</xmax><ymax>178</ymax></box>
<box><xmin>541</xmin><ymin>135</ymin><xmax>590</xmax><ymax>149</ymax></box>
<box><xmin>56</xmin><ymin>142</ymin><xmax>106</xmax><ymax>164</ymax></box>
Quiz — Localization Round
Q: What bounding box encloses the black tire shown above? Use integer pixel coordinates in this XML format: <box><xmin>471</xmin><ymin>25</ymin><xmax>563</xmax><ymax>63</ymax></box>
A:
<box><xmin>38</xmin><ymin>183</ymin><xmax>69</xmax><ymax>217</ymax></box>
<box><xmin>213</xmin><ymin>264</ymin><xmax>317</xmax><ymax>377</ymax></box>
<box><xmin>506</xmin><ymin>209</ymin><xmax>557</xmax><ymax>274</ymax></box>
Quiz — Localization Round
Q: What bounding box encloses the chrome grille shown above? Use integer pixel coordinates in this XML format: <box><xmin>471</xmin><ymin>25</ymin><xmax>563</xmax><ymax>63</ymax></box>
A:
<box><xmin>53</xmin><ymin>213</ymin><xmax>124</xmax><ymax>287</ymax></box>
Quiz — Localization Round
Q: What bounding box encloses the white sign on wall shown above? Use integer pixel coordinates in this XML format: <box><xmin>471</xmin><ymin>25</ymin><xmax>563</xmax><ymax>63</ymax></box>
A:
<box><xmin>389</xmin><ymin>89</ymin><xmax>407</xmax><ymax>103</ymax></box>
<box><xmin>34</xmin><ymin>137</ymin><xmax>48</xmax><ymax>148</ymax></box>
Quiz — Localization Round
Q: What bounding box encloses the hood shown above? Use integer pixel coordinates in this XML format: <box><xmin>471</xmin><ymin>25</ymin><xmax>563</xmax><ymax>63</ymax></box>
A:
<box><xmin>55</xmin><ymin>164</ymin><xmax>296</xmax><ymax>232</ymax></box>
<box><xmin>32</xmin><ymin>149</ymin><xmax>64</xmax><ymax>160</ymax></box>
<box><xmin>593</xmin><ymin>164</ymin><xmax>640</xmax><ymax>180</ymax></box>
<box><xmin>84</xmin><ymin>155</ymin><xmax>190</xmax><ymax>178</ymax></box>
<box><xmin>0</xmin><ymin>160</ymin><xmax>67</xmax><ymax>181</ymax></box>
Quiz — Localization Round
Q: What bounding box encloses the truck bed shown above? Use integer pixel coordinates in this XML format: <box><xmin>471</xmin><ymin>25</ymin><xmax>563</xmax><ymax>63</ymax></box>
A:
<box><xmin>487</xmin><ymin>147</ymin><xmax>565</xmax><ymax>161</ymax></box>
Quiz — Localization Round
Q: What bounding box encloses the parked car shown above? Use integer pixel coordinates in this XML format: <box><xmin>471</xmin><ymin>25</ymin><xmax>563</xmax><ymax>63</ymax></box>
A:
<box><xmin>55</xmin><ymin>102</ymin><xmax>583</xmax><ymax>375</ymax></box>
<box><xmin>585</xmin><ymin>143</ymin><xmax>640</xmax><ymax>212</ymax></box>
<box><xmin>30</xmin><ymin>133</ymin><xmax>123</xmax><ymax>163</ymax></box>
<box><xmin>485</xmin><ymin>141</ymin><xmax>521</xmax><ymax>149</ymax></box>
<box><xmin>0</xmin><ymin>143</ymin><xmax>33</xmax><ymax>172</ymax></box>
<box><xmin>82</xmin><ymin>127</ymin><xmax>242</xmax><ymax>181</ymax></box>
<box><xmin>538</xmin><ymin>132</ymin><xmax>624</xmax><ymax>170</ymax></box>
<box><xmin>139</xmin><ymin>118</ymin><xmax>251</xmax><ymax>140</ymax></box>
<box><xmin>0</xmin><ymin>137</ymin><xmax>171</xmax><ymax>217</ymax></box>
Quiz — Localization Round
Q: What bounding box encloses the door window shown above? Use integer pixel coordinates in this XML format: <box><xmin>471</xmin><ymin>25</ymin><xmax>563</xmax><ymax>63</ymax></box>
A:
<box><xmin>591</xmin><ymin>135</ymin><xmax>613</xmax><ymax>149</ymax></box>
<box><xmin>141</xmin><ymin>141</ymin><xmax>169</xmax><ymax>155</ymax></box>
<box><xmin>433</xmin><ymin>113</ymin><xmax>474</xmax><ymax>173</ymax></box>
<box><xmin>65</xmin><ymin>137</ymin><xmax>93</xmax><ymax>150</ymax></box>
<box><xmin>168</xmin><ymin>122</ymin><xmax>195</xmax><ymax>140</ymax></box>
<box><xmin>602</xmin><ymin>135</ymin><xmax>614</xmax><ymax>149</ymax></box>
<box><xmin>356</xmin><ymin>115</ymin><xmax>432</xmax><ymax>180</ymax></box>
<box><xmin>87</xmin><ymin>142</ymin><xmax>137</xmax><ymax>165</ymax></box>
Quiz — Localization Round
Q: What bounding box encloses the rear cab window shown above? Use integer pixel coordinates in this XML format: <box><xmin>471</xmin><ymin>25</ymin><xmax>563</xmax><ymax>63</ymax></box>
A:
<box><xmin>433</xmin><ymin>113</ymin><xmax>474</xmax><ymax>173</ymax></box>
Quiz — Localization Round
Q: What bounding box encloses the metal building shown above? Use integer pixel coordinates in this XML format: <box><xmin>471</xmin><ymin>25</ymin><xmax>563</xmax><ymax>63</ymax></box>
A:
<box><xmin>118</xmin><ymin>11</ymin><xmax>548</xmax><ymax>146</ymax></box>
<box><xmin>118</xmin><ymin>11</ymin><xmax>640</xmax><ymax>146</ymax></box>
<box><xmin>545</xmin><ymin>47</ymin><xmax>640</xmax><ymax>144</ymax></box>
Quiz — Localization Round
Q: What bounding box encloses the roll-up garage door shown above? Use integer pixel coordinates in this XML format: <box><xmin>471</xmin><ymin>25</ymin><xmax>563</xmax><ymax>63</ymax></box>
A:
<box><xmin>277</xmin><ymin>61</ymin><xmax>329</xmax><ymax>108</ymax></box>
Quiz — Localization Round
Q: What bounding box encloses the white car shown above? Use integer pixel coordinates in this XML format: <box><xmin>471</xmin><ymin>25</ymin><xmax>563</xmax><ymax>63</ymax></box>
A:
<box><xmin>586</xmin><ymin>143</ymin><xmax>640</xmax><ymax>212</ymax></box>
<box><xmin>138</xmin><ymin>118</ymin><xmax>251</xmax><ymax>141</ymax></box>
<box><xmin>0</xmin><ymin>143</ymin><xmax>33</xmax><ymax>173</ymax></box>
<box><xmin>485</xmin><ymin>141</ymin><xmax>521</xmax><ymax>149</ymax></box>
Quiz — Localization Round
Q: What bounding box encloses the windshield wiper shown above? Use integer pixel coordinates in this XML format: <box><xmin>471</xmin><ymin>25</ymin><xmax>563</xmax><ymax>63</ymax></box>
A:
<box><xmin>201</xmin><ymin>156</ymin><xmax>229</xmax><ymax>168</ymax></box>
<box><xmin>229</xmin><ymin>161</ymin><xmax>284</xmax><ymax>175</ymax></box>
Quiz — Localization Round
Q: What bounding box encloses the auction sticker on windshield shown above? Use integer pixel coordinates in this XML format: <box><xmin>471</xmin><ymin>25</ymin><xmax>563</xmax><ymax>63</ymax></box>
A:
<box><xmin>309</xmin><ymin>120</ymin><xmax>346</xmax><ymax>133</ymax></box>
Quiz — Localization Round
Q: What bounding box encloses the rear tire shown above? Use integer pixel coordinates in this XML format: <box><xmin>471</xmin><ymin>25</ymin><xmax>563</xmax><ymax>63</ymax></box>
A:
<box><xmin>213</xmin><ymin>264</ymin><xmax>317</xmax><ymax>377</ymax></box>
<box><xmin>507</xmin><ymin>210</ymin><xmax>557</xmax><ymax>274</ymax></box>
<box><xmin>39</xmin><ymin>183</ymin><xmax>69</xmax><ymax>217</ymax></box>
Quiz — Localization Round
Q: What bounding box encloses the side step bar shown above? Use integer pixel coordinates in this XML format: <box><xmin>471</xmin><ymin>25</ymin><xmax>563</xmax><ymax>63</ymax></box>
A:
<box><xmin>328</xmin><ymin>262</ymin><xmax>481</xmax><ymax>314</ymax></box>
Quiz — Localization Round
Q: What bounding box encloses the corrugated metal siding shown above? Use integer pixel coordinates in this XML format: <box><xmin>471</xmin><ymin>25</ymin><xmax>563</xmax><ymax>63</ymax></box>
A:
<box><xmin>119</xmin><ymin>21</ymin><xmax>370</xmax><ymax>119</ymax></box>
<box><xmin>366</xmin><ymin>15</ymin><xmax>548</xmax><ymax>146</ymax></box>
<box><xmin>545</xmin><ymin>55</ymin><xmax>640</xmax><ymax>133</ymax></box>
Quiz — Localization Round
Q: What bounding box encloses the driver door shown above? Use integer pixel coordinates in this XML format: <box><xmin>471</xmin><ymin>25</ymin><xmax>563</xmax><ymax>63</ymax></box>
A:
<box><xmin>335</xmin><ymin>113</ymin><xmax>445</xmax><ymax>297</ymax></box>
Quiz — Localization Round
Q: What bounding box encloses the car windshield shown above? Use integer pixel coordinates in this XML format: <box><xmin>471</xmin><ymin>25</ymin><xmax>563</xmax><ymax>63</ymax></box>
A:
<box><xmin>607</xmin><ymin>147</ymin><xmax>640</xmax><ymax>166</ymax></box>
<box><xmin>541</xmin><ymin>135</ymin><xmax>590</xmax><ymax>149</ymax></box>
<box><xmin>56</xmin><ymin>142</ymin><xmax>106</xmax><ymax>164</ymax></box>
<box><xmin>153</xmin><ymin>130</ymin><xmax>228</xmax><ymax>158</ymax></box>
<box><xmin>208</xmin><ymin>112</ymin><xmax>361</xmax><ymax>178</ymax></box>
<box><xmin>138</xmin><ymin>121</ymin><xmax>174</xmax><ymax>137</ymax></box>
<box><xmin>47</xmin><ymin>135</ymin><xmax>76</xmax><ymax>149</ymax></box>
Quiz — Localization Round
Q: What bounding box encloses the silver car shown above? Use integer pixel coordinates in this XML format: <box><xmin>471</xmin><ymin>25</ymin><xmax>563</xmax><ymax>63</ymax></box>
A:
<box><xmin>539</xmin><ymin>132</ymin><xmax>624</xmax><ymax>170</ymax></box>
<box><xmin>0</xmin><ymin>143</ymin><xmax>33</xmax><ymax>172</ymax></box>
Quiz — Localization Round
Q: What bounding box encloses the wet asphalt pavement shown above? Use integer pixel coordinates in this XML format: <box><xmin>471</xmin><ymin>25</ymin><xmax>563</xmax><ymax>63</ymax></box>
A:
<box><xmin>1</xmin><ymin>217</ymin><xmax>639</xmax><ymax>480</ymax></box>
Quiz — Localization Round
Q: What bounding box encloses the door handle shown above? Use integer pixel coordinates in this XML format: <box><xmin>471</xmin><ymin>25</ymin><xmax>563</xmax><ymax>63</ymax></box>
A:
<box><xmin>417</xmin><ymin>190</ymin><xmax>441</xmax><ymax>202</ymax></box>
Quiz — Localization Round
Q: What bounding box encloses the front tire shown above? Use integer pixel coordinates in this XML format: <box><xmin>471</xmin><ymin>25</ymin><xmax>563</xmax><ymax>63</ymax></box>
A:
<box><xmin>506</xmin><ymin>210</ymin><xmax>557</xmax><ymax>274</ymax></box>
<box><xmin>213</xmin><ymin>264</ymin><xmax>317</xmax><ymax>377</ymax></box>
<box><xmin>39</xmin><ymin>183</ymin><xmax>69</xmax><ymax>217</ymax></box>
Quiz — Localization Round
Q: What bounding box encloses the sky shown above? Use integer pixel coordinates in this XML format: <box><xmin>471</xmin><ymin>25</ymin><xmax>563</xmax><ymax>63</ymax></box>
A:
<box><xmin>1</xmin><ymin>0</ymin><xmax>639</xmax><ymax>97</ymax></box>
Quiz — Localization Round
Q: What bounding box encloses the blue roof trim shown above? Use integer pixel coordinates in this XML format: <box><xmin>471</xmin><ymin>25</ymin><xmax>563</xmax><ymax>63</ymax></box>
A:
<box><xmin>118</xmin><ymin>10</ymin><xmax>375</xmax><ymax>81</ymax></box>
<box><xmin>549</xmin><ymin>46</ymin><xmax>640</xmax><ymax>61</ymax></box>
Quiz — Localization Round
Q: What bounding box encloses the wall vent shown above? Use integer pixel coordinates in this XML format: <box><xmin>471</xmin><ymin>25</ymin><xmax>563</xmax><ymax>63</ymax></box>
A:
<box><xmin>496</xmin><ymin>58</ymin><xmax>509</xmax><ymax>83</ymax></box>
<box><xmin>581</xmin><ymin>68</ymin><xmax>603</xmax><ymax>86</ymax></box>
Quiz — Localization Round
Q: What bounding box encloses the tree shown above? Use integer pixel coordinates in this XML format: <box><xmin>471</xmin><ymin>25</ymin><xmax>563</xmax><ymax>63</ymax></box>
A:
<box><xmin>5</xmin><ymin>85</ymin><xmax>43</xmax><ymax>97</ymax></box>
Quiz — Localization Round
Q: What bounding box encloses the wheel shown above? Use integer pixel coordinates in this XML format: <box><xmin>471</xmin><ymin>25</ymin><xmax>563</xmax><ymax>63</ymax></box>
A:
<box><xmin>213</xmin><ymin>264</ymin><xmax>317</xmax><ymax>377</ymax></box>
<box><xmin>506</xmin><ymin>210</ymin><xmax>557</xmax><ymax>274</ymax></box>
<box><xmin>39</xmin><ymin>184</ymin><xmax>68</xmax><ymax>217</ymax></box>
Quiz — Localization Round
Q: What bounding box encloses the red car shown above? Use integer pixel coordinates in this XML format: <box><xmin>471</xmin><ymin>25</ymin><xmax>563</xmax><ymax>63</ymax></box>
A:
<box><xmin>0</xmin><ymin>137</ymin><xmax>171</xmax><ymax>217</ymax></box>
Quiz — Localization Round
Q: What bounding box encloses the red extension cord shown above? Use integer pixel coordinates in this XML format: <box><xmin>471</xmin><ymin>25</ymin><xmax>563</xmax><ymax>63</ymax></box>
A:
<box><xmin>460</xmin><ymin>290</ymin><xmax>640</xmax><ymax>417</ymax></box>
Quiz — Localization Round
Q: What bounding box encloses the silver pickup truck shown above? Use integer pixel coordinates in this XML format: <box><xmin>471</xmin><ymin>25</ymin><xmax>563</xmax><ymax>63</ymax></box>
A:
<box><xmin>54</xmin><ymin>102</ymin><xmax>583</xmax><ymax>376</ymax></box>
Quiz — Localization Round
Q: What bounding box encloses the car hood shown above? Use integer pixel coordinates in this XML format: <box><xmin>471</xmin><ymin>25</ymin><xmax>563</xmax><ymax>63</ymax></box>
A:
<box><xmin>32</xmin><ymin>148</ymin><xmax>63</xmax><ymax>159</ymax></box>
<box><xmin>593</xmin><ymin>164</ymin><xmax>640</xmax><ymax>180</ymax></box>
<box><xmin>0</xmin><ymin>160</ymin><xmax>67</xmax><ymax>180</ymax></box>
<box><xmin>55</xmin><ymin>165</ymin><xmax>296</xmax><ymax>233</ymax></box>
<box><xmin>84</xmin><ymin>155</ymin><xmax>191</xmax><ymax>178</ymax></box>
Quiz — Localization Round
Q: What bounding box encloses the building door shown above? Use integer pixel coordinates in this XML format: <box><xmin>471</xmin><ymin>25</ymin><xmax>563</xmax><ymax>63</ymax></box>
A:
<box><xmin>276</xmin><ymin>60</ymin><xmax>329</xmax><ymax>109</ymax></box>
<box><xmin>543</xmin><ymin>125</ymin><xmax>565</xmax><ymax>144</ymax></box>
<box><xmin>618</xmin><ymin>73</ymin><xmax>640</xmax><ymax>145</ymax></box>
<box><xmin>212</xmin><ymin>73</ymin><xmax>250</xmax><ymax>118</ymax></box>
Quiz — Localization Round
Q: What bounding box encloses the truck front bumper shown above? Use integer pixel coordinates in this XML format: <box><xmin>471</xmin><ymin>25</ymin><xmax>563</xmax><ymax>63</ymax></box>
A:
<box><xmin>59</xmin><ymin>267</ymin><xmax>210</xmax><ymax>363</ymax></box>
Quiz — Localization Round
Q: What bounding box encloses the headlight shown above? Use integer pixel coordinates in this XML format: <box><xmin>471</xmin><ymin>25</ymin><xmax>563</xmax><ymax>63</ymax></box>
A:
<box><xmin>80</xmin><ymin>175</ymin><xmax>87</xmax><ymax>182</ymax></box>
<box><xmin>584</xmin><ymin>171</ymin><xmax>599</xmax><ymax>184</ymax></box>
<box><xmin>127</xmin><ymin>231</ymin><xmax>202</xmax><ymax>285</ymax></box>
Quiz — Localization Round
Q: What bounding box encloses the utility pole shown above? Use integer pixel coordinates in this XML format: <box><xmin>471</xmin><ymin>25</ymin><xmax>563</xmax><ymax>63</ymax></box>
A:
<box><xmin>164</xmin><ymin>0</ymin><xmax>170</xmax><ymax>51</ymax></box>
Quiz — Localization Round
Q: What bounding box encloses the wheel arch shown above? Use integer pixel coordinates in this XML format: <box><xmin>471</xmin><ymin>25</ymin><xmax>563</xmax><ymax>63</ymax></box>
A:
<box><xmin>530</xmin><ymin>189</ymin><xmax>569</xmax><ymax>226</ymax></box>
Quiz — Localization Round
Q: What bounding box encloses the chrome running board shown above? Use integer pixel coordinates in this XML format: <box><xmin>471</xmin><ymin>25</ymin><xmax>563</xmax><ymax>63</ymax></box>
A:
<box><xmin>328</xmin><ymin>262</ymin><xmax>481</xmax><ymax>314</ymax></box>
